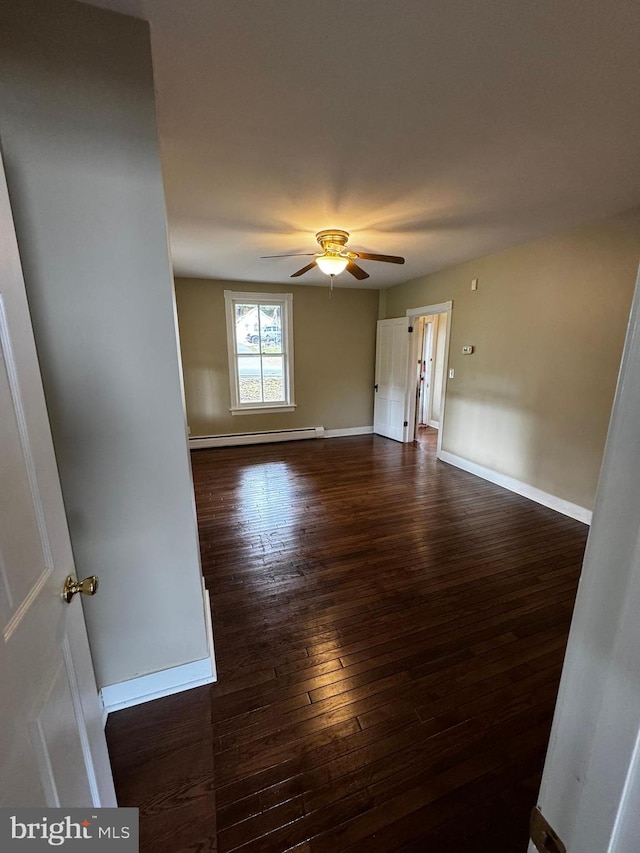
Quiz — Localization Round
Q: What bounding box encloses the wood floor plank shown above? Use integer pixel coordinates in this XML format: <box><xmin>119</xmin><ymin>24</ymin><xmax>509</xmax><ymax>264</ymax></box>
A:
<box><xmin>107</xmin><ymin>430</ymin><xmax>587</xmax><ymax>851</ymax></box>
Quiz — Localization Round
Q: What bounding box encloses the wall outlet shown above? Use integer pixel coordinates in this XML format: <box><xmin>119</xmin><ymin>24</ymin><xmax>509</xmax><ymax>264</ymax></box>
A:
<box><xmin>471</xmin><ymin>278</ymin><xmax>478</xmax><ymax>291</ymax></box>
<box><xmin>462</xmin><ymin>345</ymin><xmax>474</xmax><ymax>354</ymax></box>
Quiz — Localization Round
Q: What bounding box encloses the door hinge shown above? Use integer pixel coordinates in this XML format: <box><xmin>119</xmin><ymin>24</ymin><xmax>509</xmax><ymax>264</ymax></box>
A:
<box><xmin>403</xmin><ymin>420</ymin><xmax>408</xmax><ymax>427</ymax></box>
<box><xmin>408</xmin><ymin>325</ymin><xmax>414</xmax><ymax>333</ymax></box>
<box><xmin>530</xmin><ymin>808</ymin><xmax>566</xmax><ymax>853</ymax></box>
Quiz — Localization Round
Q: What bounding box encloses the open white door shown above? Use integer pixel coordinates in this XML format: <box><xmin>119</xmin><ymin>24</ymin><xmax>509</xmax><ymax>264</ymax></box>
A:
<box><xmin>0</xmin><ymin>153</ymin><xmax>116</xmax><ymax>807</ymax></box>
<box><xmin>373</xmin><ymin>318</ymin><xmax>411</xmax><ymax>442</ymax></box>
<box><xmin>530</xmin><ymin>266</ymin><xmax>640</xmax><ymax>853</ymax></box>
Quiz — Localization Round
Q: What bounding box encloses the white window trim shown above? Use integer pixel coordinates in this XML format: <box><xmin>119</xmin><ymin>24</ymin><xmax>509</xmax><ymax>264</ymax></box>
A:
<box><xmin>224</xmin><ymin>290</ymin><xmax>296</xmax><ymax>415</ymax></box>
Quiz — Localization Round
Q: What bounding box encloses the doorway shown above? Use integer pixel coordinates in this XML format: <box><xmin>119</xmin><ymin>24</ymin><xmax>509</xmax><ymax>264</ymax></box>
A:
<box><xmin>414</xmin><ymin>313</ymin><xmax>447</xmax><ymax>436</ymax></box>
<box><xmin>372</xmin><ymin>301</ymin><xmax>452</xmax><ymax>449</ymax></box>
<box><xmin>405</xmin><ymin>301</ymin><xmax>452</xmax><ymax>456</ymax></box>
<box><xmin>417</xmin><ymin>317</ymin><xmax>434</xmax><ymax>432</ymax></box>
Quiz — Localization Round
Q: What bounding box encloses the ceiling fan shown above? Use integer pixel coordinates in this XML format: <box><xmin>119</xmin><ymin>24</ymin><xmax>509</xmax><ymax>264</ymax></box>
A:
<box><xmin>261</xmin><ymin>229</ymin><xmax>405</xmax><ymax>280</ymax></box>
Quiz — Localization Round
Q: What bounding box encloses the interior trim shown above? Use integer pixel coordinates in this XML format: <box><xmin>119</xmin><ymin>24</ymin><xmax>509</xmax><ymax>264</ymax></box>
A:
<box><xmin>324</xmin><ymin>426</ymin><xmax>374</xmax><ymax>438</ymax></box>
<box><xmin>438</xmin><ymin>449</ymin><xmax>592</xmax><ymax>524</ymax></box>
<box><xmin>100</xmin><ymin>657</ymin><xmax>215</xmax><ymax>715</ymax></box>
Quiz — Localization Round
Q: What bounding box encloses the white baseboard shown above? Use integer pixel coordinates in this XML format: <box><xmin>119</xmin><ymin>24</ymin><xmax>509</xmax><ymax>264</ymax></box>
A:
<box><xmin>190</xmin><ymin>427</ymin><xmax>324</xmax><ymax>449</ymax></box>
<box><xmin>324</xmin><ymin>426</ymin><xmax>374</xmax><ymax>438</ymax></box>
<box><xmin>100</xmin><ymin>657</ymin><xmax>215</xmax><ymax>714</ymax></box>
<box><xmin>190</xmin><ymin>426</ymin><xmax>374</xmax><ymax>447</ymax></box>
<box><xmin>437</xmin><ymin>450</ymin><xmax>592</xmax><ymax>524</ymax></box>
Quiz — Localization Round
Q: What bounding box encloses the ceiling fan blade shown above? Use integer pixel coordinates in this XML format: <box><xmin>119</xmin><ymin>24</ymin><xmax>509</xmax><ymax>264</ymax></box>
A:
<box><xmin>346</xmin><ymin>261</ymin><xmax>370</xmax><ymax>280</ymax></box>
<box><xmin>261</xmin><ymin>253</ymin><xmax>317</xmax><ymax>258</ymax></box>
<box><xmin>291</xmin><ymin>261</ymin><xmax>317</xmax><ymax>277</ymax></box>
<box><xmin>353</xmin><ymin>251</ymin><xmax>405</xmax><ymax>264</ymax></box>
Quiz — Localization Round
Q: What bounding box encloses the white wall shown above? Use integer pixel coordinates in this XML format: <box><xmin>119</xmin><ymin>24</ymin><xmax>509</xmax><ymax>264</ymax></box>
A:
<box><xmin>0</xmin><ymin>0</ymin><xmax>209</xmax><ymax>688</ymax></box>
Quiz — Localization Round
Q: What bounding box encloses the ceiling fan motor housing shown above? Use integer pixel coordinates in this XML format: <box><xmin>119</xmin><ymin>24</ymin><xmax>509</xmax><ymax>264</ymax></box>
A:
<box><xmin>316</xmin><ymin>229</ymin><xmax>350</xmax><ymax>254</ymax></box>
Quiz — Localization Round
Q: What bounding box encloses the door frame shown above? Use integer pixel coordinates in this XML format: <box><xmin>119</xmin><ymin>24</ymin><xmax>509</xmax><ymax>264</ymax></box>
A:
<box><xmin>529</xmin><ymin>266</ymin><xmax>640</xmax><ymax>853</ymax></box>
<box><xmin>405</xmin><ymin>301</ymin><xmax>452</xmax><ymax>456</ymax></box>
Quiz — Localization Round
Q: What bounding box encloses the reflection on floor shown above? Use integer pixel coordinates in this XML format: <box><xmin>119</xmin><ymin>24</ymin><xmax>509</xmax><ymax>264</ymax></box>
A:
<box><xmin>415</xmin><ymin>424</ymin><xmax>438</xmax><ymax>451</ymax></box>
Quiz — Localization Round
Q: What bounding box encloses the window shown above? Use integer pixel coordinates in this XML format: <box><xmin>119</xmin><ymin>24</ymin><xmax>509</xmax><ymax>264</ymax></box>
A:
<box><xmin>224</xmin><ymin>291</ymin><xmax>295</xmax><ymax>414</ymax></box>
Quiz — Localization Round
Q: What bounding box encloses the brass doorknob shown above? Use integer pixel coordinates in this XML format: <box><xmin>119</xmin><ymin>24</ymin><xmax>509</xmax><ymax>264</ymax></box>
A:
<box><xmin>62</xmin><ymin>575</ymin><xmax>99</xmax><ymax>603</ymax></box>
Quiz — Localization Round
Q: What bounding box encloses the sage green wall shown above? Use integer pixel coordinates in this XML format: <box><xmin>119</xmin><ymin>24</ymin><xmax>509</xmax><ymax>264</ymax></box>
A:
<box><xmin>382</xmin><ymin>209</ymin><xmax>640</xmax><ymax>511</ymax></box>
<box><xmin>175</xmin><ymin>278</ymin><xmax>379</xmax><ymax>435</ymax></box>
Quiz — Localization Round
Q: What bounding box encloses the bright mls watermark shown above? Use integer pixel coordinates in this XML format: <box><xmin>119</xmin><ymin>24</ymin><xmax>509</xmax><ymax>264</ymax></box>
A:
<box><xmin>0</xmin><ymin>809</ymin><xmax>138</xmax><ymax>850</ymax></box>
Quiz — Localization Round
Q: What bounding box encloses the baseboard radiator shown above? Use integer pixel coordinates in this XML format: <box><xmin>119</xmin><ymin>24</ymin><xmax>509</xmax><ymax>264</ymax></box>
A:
<box><xmin>190</xmin><ymin>426</ymin><xmax>325</xmax><ymax>449</ymax></box>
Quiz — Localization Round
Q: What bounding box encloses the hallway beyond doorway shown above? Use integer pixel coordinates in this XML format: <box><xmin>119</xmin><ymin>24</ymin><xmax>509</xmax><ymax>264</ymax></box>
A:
<box><xmin>415</xmin><ymin>424</ymin><xmax>438</xmax><ymax>452</ymax></box>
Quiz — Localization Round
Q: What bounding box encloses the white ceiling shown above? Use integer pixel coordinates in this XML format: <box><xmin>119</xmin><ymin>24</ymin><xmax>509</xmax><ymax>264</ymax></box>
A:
<box><xmin>80</xmin><ymin>0</ymin><xmax>640</xmax><ymax>288</ymax></box>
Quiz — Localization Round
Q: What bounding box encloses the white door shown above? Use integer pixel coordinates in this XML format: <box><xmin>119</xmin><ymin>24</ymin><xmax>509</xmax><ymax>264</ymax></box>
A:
<box><xmin>0</xmin><ymin>153</ymin><xmax>116</xmax><ymax>807</ymax></box>
<box><xmin>374</xmin><ymin>318</ymin><xmax>410</xmax><ymax>442</ymax></box>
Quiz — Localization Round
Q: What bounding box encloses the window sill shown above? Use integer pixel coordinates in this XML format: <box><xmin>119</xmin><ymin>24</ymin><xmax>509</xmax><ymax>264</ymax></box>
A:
<box><xmin>230</xmin><ymin>405</ymin><xmax>297</xmax><ymax>416</ymax></box>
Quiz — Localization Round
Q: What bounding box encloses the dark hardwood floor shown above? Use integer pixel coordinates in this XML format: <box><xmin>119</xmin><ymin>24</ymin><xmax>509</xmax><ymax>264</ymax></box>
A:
<box><xmin>415</xmin><ymin>424</ymin><xmax>438</xmax><ymax>450</ymax></box>
<box><xmin>107</xmin><ymin>684</ymin><xmax>215</xmax><ymax>852</ymax></box>
<box><xmin>107</xmin><ymin>434</ymin><xmax>588</xmax><ymax>852</ymax></box>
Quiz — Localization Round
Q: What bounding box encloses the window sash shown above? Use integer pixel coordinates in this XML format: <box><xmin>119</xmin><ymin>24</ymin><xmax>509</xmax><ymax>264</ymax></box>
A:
<box><xmin>224</xmin><ymin>291</ymin><xmax>295</xmax><ymax>414</ymax></box>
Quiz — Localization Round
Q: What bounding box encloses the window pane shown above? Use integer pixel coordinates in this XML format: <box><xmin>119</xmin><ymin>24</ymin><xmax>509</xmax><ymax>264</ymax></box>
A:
<box><xmin>262</xmin><ymin>356</ymin><xmax>284</xmax><ymax>402</ymax></box>
<box><xmin>235</xmin><ymin>303</ymin><xmax>259</xmax><ymax>353</ymax></box>
<box><xmin>238</xmin><ymin>356</ymin><xmax>263</xmax><ymax>404</ymax></box>
<box><xmin>259</xmin><ymin>309</ymin><xmax>282</xmax><ymax>354</ymax></box>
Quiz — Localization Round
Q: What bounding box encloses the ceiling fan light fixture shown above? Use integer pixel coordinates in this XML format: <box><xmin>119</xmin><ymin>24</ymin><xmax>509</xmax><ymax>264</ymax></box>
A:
<box><xmin>264</xmin><ymin>228</ymin><xmax>403</xmax><ymax>281</ymax></box>
<box><xmin>316</xmin><ymin>254</ymin><xmax>349</xmax><ymax>276</ymax></box>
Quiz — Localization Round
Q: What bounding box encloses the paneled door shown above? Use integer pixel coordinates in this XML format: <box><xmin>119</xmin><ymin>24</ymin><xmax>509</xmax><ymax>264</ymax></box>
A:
<box><xmin>0</xmin><ymin>152</ymin><xmax>116</xmax><ymax>807</ymax></box>
<box><xmin>373</xmin><ymin>318</ymin><xmax>410</xmax><ymax>442</ymax></box>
